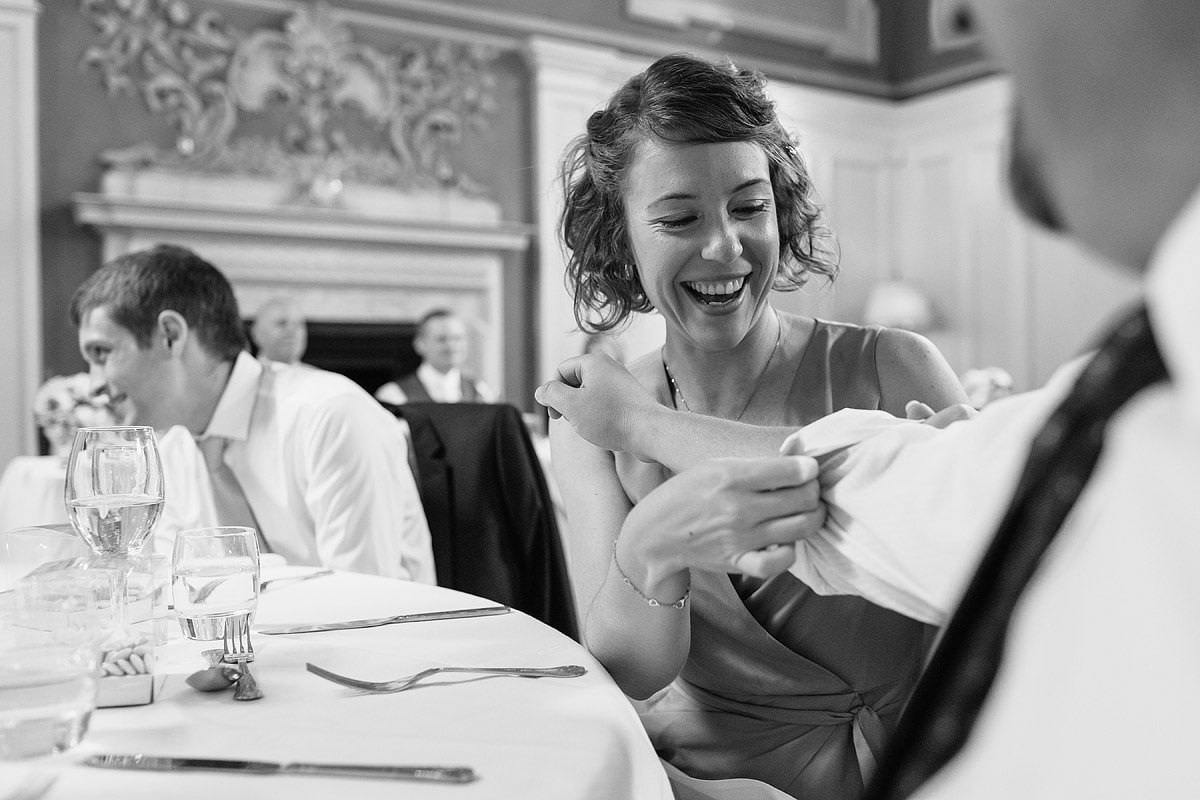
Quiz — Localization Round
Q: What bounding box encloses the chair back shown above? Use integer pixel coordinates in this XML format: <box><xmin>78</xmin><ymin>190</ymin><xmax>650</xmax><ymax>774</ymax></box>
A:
<box><xmin>385</xmin><ymin>401</ymin><xmax>579</xmax><ymax>640</ymax></box>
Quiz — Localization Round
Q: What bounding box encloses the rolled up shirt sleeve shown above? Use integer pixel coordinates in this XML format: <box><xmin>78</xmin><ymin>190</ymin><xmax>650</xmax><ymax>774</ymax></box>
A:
<box><xmin>789</xmin><ymin>360</ymin><xmax>1084</xmax><ymax>625</ymax></box>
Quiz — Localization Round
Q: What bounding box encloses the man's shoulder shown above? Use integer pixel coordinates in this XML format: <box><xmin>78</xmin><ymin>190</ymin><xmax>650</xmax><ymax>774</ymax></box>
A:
<box><xmin>397</xmin><ymin>372</ymin><xmax>424</xmax><ymax>388</ymax></box>
<box><xmin>273</xmin><ymin>362</ymin><xmax>359</xmax><ymax>390</ymax></box>
<box><xmin>267</xmin><ymin>364</ymin><xmax>384</xmax><ymax>414</ymax></box>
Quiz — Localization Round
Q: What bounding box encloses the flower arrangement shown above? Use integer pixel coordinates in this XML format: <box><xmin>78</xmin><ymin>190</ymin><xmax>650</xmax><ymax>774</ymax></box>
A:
<box><xmin>33</xmin><ymin>373</ymin><xmax>121</xmax><ymax>457</ymax></box>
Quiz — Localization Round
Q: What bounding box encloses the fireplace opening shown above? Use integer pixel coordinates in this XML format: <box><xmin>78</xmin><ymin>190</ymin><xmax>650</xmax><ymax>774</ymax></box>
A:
<box><xmin>245</xmin><ymin>320</ymin><xmax>419</xmax><ymax>397</ymax></box>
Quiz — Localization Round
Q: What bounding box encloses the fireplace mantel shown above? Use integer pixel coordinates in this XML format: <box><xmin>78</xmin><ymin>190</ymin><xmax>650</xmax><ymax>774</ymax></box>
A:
<box><xmin>74</xmin><ymin>169</ymin><xmax>533</xmax><ymax>397</ymax></box>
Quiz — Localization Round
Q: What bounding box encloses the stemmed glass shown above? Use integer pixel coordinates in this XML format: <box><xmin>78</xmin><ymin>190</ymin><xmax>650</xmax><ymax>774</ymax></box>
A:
<box><xmin>64</xmin><ymin>426</ymin><xmax>165</xmax><ymax>623</ymax></box>
<box><xmin>171</xmin><ymin>527</ymin><xmax>260</xmax><ymax>641</ymax></box>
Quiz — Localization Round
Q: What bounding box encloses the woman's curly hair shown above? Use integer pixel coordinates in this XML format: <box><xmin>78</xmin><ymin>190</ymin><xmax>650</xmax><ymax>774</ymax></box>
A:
<box><xmin>559</xmin><ymin>53</ymin><xmax>838</xmax><ymax>334</ymax></box>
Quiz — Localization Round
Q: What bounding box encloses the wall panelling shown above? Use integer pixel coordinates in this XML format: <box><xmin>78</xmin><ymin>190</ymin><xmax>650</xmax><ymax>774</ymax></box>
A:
<box><xmin>0</xmin><ymin>0</ymin><xmax>41</xmax><ymax>468</ymax></box>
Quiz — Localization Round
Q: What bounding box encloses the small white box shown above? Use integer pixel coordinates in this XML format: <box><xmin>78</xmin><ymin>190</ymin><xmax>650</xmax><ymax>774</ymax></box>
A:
<box><xmin>97</xmin><ymin>672</ymin><xmax>155</xmax><ymax>707</ymax></box>
<box><xmin>94</xmin><ymin>630</ymin><xmax>157</xmax><ymax>708</ymax></box>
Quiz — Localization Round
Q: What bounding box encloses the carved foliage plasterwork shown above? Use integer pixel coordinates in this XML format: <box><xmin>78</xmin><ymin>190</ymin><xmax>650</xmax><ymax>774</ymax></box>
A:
<box><xmin>79</xmin><ymin>0</ymin><xmax>498</xmax><ymax>201</ymax></box>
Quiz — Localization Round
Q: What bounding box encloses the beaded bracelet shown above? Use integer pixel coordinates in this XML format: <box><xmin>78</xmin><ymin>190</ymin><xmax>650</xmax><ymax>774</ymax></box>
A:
<box><xmin>612</xmin><ymin>545</ymin><xmax>690</xmax><ymax>610</ymax></box>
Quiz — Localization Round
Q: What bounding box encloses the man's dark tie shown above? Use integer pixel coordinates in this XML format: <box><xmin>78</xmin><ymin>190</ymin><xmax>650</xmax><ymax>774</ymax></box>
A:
<box><xmin>866</xmin><ymin>304</ymin><xmax>1169</xmax><ymax>800</ymax></box>
<box><xmin>197</xmin><ymin>435</ymin><xmax>270</xmax><ymax>553</ymax></box>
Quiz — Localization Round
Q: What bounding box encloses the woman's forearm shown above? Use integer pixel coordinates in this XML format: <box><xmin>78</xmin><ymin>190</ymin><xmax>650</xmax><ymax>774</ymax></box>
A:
<box><xmin>630</xmin><ymin>404</ymin><xmax>795</xmax><ymax>473</ymax></box>
<box><xmin>552</xmin><ymin>418</ymin><xmax>693</xmax><ymax>699</ymax></box>
<box><xmin>582</xmin><ymin>556</ymin><xmax>692</xmax><ymax>700</ymax></box>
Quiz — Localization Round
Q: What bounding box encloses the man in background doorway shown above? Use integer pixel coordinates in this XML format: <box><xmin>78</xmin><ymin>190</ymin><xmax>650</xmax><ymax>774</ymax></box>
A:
<box><xmin>249</xmin><ymin>296</ymin><xmax>308</xmax><ymax>366</ymax></box>
<box><xmin>375</xmin><ymin>308</ymin><xmax>497</xmax><ymax>404</ymax></box>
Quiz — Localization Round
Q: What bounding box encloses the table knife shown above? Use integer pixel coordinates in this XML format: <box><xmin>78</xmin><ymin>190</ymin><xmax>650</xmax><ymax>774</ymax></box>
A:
<box><xmin>84</xmin><ymin>754</ymin><xmax>477</xmax><ymax>783</ymax></box>
<box><xmin>256</xmin><ymin>604</ymin><xmax>511</xmax><ymax>635</ymax></box>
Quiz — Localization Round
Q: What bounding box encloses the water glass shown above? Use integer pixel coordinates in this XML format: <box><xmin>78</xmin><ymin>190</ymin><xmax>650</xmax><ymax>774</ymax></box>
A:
<box><xmin>0</xmin><ymin>644</ymin><xmax>99</xmax><ymax>759</ymax></box>
<box><xmin>125</xmin><ymin>554</ymin><xmax>172</xmax><ymax>646</ymax></box>
<box><xmin>171</xmin><ymin>526</ymin><xmax>260</xmax><ymax>641</ymax></box>
<box><xmin>1</xmin><ymin>523</ymin><xmax>90</xmax><ymax>590</ymax></box>
<box><xmin>1</xmin><ymin>573</ymin><xmax>101</xmax><ymax>760</ymax></box>
<box><xmin>12</xmin><ymin>570</ymin><xmax>107</xmax><ymax>640</ymax></box>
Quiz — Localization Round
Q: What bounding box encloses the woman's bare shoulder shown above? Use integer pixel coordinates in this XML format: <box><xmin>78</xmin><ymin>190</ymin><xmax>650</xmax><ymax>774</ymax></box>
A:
<box><xmin>625</xmin><ymin>349</ymin><xmax>666</xmax><ymax>389</ymax></box>
<box><xmin>874</xmin><ymin>327</ymin><xmax>968</xmax><ymax>412</ymax></box>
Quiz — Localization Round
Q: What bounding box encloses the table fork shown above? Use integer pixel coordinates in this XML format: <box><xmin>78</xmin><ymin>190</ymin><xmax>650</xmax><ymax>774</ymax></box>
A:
<box><xmin>305</xmin><ymin>662</ymin><xmax>587</xmax><ymax>694</ymax></box>
<box><xmin>223</xmin><ymin>614</ymin><xmax>264</xmax><ymax>701</ymax></box>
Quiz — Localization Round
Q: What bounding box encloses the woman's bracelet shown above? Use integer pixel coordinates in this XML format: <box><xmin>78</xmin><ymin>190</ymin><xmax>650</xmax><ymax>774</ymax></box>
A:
<box><xmin>612</xmin><ymin>543</ymin><xmax>689</xmax><ymax>610</ymax></box>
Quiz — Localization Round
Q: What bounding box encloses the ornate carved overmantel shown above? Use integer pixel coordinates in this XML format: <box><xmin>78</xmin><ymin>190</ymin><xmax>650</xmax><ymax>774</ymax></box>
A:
<box><xmin>72</xmin><ymin>1</ymin><xmax>530</xmax><ymax>396</ymax></box>
<box><xmin>77</xmin><ymin>0</ymin><xmax>498</xmax><ymax>200</ymax></box>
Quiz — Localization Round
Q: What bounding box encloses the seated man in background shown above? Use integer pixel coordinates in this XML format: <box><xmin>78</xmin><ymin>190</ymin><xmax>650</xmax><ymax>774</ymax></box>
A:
<box><xmin>374</xmin><ymin>308</ymin><xmax>496</xmax><ymax>404</ymax></box>
<box><xmin>71</xmin><ymin>244</ymin><xmax>435</xmax><ymax>583</ymax></box>
<box><xmin>249</xmin><ymin>295</ymin><xmax>308</xmax><ymax>366</ymax></box>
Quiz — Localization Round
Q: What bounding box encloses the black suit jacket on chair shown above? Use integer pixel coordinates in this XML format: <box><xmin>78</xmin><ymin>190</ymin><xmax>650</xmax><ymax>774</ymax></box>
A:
<box><xmin>385</xmin><ymin>401</ymin><xmax>578</xmax><ymax>640</ymax></box>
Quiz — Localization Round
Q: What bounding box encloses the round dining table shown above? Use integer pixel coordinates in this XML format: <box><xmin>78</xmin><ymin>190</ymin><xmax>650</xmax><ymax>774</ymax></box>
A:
<box><xmin>1</xmin><ymin>567</ymin><xmax>673</xmax><ymax>799</ymax></box>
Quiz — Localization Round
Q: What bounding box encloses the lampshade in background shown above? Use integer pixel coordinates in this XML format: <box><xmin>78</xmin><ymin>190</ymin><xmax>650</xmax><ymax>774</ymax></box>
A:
<box><xmin>862</xmin><ymin>279</ymin><xmax>936</xmax><ymax>331</ymax></box>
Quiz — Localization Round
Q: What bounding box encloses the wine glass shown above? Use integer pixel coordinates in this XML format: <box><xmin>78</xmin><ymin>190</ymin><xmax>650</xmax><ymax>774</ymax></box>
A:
<box><xmin>171</xmin><ymin>527</ymin><xmax>260</xmax><ymax>641</ymax></box>
<box><xmin>64</xmin><ymin>427</ymin><xmax>164</xmax><ymax>557</ymax></box>
<box><xmin>64</xmin><ymin>426</ymin><xmax>165</xmax><ymax>623</ymax></box>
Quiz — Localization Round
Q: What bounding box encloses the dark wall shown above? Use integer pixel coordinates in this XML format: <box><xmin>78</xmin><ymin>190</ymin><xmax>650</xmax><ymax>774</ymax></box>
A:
<box><xmin>880</xmin><ymin>0</ymin><xmax>989</xmax><ymax>95</ymax></box>
<box><xmin>39</xmin><ymin>2</ymin><xmax>166</xmax><ymax>378</ymax></box>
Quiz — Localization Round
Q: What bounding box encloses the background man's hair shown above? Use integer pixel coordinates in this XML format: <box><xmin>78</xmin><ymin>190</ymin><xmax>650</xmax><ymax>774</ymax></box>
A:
<box><xmin>416</xmin><ymin>307</ymin><xmax>459</xmax><ymax>337</ymax></box>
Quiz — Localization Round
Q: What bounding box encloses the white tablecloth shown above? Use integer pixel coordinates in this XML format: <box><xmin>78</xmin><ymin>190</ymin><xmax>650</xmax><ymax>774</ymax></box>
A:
<box><xmin>1</xmin><ymin>567</ymin><xmax>673</xmax><ymax>799</ymax></box>
<box><xmin>0</xmin><ymin>455</ymin><xmax>68</xmax><ymax>533</ymax></box>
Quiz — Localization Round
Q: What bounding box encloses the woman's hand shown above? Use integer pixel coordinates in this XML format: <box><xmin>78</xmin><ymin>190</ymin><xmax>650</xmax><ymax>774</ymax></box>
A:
<box><xmin>905</xmin><ymin>400</ymin><xmax>980</xmax><ymax>428</ymax></box>
<box><xmin>535</xmin><ymin>354</ymin><xmax>661</xmax><ymax>454</ymax></box>
<box><xmin>616</xmin><ymin>452</ymin><xmax>825</xmax><ymax>595</ymax></box>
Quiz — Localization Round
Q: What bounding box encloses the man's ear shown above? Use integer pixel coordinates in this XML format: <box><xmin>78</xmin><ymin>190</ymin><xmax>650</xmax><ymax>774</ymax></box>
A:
<box><xmin>157</xmin><ymin>310</ymin><xmax>190</xmax><ymax>355</ymax></box>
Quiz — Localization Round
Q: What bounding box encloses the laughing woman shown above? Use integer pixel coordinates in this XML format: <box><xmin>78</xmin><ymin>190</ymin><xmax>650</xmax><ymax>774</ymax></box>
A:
<box><xmin>544</xmin><ymin>54</ymin><xmax>967</xmax><ymax>799</ymax></box>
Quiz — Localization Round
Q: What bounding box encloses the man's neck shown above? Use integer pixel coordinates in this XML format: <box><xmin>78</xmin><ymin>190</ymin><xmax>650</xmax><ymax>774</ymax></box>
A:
<box><xmin>423</xmin><ymin>361</ymin><xmax>458</xmax><ymax>377</ymax></box>
<box><xmin>181</xmin><ymin>355</ymin><xmax>238</xmax><ymax>436</ymax></box>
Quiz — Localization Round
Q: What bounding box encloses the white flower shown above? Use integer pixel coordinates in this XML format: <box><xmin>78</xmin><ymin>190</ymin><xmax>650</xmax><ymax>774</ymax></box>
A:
<box><xmin>33</xmin><ymin>373</ymin><xmax>121</xmax><ymax>454</ymax></box>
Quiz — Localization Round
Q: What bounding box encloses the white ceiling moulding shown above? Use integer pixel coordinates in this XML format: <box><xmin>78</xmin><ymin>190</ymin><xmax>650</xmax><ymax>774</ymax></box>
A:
<box><xmin>626</xmin><ymin>0</ymin><xmax>879</xmax><ymax>64</ymax></box>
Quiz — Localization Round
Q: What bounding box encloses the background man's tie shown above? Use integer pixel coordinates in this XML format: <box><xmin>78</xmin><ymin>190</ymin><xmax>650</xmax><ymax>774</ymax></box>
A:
<box><xmin>197</xmin><ymin>435</ymin><xmax>270</xmax><ymax>553</ymax></box>
<box><xmin>866</xmin><ymin>305</ymin><xmax>1169</xmax><ymax>800</ymax></box>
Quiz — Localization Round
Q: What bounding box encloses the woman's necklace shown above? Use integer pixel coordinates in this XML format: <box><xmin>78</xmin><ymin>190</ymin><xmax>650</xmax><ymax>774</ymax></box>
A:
<box><xmin>662</xmin><ymin>320</ymin><xmax>783</xmax><ymax>422</ymax></box>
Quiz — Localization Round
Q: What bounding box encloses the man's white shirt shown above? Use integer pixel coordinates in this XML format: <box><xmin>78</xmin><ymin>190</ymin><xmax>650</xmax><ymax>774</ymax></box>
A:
<box><xmin>788</xmin><ymin>185</ymin><xmax>1200</xmax><ymax>798</ymax></box>
<box><xmin>154</xmin><ymin>353</ymin><xmax>436</xmax><ymax>584</ymax></box>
